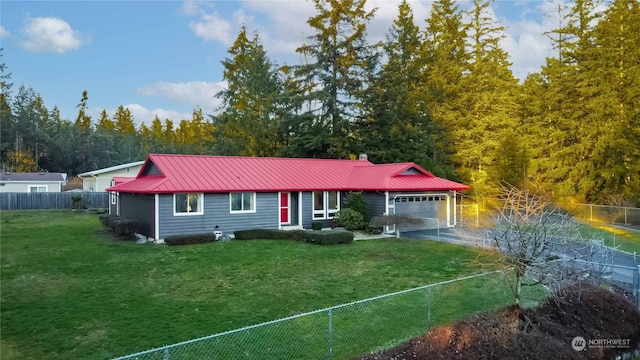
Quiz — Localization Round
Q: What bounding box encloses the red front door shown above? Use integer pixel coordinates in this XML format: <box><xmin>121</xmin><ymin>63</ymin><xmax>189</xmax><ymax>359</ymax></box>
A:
<box><xmin>280</xmin><ymin>192</ymin><xmax>290</xmax><ymax>224</ymax></box>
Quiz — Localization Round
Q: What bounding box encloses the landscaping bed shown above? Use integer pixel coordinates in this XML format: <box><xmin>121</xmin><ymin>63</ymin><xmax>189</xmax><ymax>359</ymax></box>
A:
<box><xmin>356</xmin><ymin>283</ymin><xmax>640</xmax><ymax>360</ymax></box>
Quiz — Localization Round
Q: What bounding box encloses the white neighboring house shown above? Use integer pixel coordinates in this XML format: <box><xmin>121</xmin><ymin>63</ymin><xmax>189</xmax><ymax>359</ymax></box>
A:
<box><xmin>78</xmin><ymin>161</ymin><xmax>144</xmax><ymax>192</ymax></box>
<box><xmin>0</xmin><ymin>172</ymin><xmax>67</xmax><ymax>193</ymax></box>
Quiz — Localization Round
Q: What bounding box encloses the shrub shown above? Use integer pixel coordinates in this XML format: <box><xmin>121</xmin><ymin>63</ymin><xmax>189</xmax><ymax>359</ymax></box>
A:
<box><xmin>334</xmin><ymin>208</ymin><xmax>365</xmax><ymax>230</ymax></box>
<box><xmin>99</xmin><ymin>214</ymin><xmax>120</xmax><ymax>231</ymax></box>
<box><xmin>301</xmin><ymin>231</ymin><xmax>354</xmax><ymax>245</ymax></box>
<box><xmin>344</xmin><ymin>192</ymin><xmax>369</xmax><ymax>221</ymax></box>
<box><xmin>311</xmin><ymin>221</ymin><xmax>323</xmax><ymax>231</ymax></box>
<box><xmin>99</xmin><ymin>215</ymin><xmax>137</xmax><ymax>240</ymax></box>
<box><xmin>71</xmin><ymin>195</ymin><xmax>83</xmax><ymax>211</ymax></box>
<box><xmin>112</xmin><ymin>218</ymin><xmax>138</xmax><ymax>239</ymax></box>
<box><xmin>165</xmin><ymin>233</ymin><xmax>217</xmax><ymax>246</ymax></box>
<box><xmin>234</xmin><ymin>229</ymin><xmax>305</xmax><ymax>241</ymax></box>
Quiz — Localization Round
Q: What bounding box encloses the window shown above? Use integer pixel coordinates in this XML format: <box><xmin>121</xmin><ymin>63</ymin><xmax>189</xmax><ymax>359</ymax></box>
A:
<box><xmin>230</xmin><ymin>192</ymin><xmax>255</xmax><ymax>213</ymax></box>
<box><xmin>174</xmin><ymin>193</ymin><xmax>203</xmax><ymax>215</ymax></box>
<box><xmin>111</xmin><ymin>192</ymin><xmax>117</xmax><ymax>205</ymax></box>
<box><xmin>313</xmin><ymin>191</ymin><xmax>340</xmax><ymax>219</ymax></box>
<box><xmin>29</xmin><ymin>185</ymin><xmax>47</xmax><ymax>193</ymax></box>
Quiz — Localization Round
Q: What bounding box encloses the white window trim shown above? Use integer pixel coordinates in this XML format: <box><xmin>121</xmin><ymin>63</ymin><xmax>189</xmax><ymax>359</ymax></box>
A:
<box><xmin>173</xmin><ymin>193</ymin><xmax>204</xmax><ymax>216</ymax></box>
<box><xmin>230</xmin><ymin>192</ymin><xmax>256</xmax><ymax>214</ymax></box>
<box><xmin>312</xmin><ymin>191</ymin><xmax>340</xmax><ymax>220</ymax></box>
<box><xmin>28</xmin><ymin>185</ymin><xmax>47</xmax><ymax>193</ymax></box>
<box><xmin>111</xmin><ymin>192</ymin><xmax>117</xmax><ymax>205</ymax></box>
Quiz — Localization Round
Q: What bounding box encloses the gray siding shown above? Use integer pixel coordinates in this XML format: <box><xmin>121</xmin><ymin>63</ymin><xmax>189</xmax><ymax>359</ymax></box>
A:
<box><xmin>120</xmin><ymin>193</ymin><xmax>155</xmax><ymax>238</ymax></box>
<box><xmin>301</xmin><ymin>192</ymin><xmax>313</xmax><ymax>229</ymax></box>
<box><xmin>158</xmin><ymin>192</ymin><xmax>279</xmax><ymax>239</ymax></box>
<box><xmin>361</xmin><ymin>191</ymin><xmax>385</xmax><ymax>219</ymax></box>
<box><xmin>140</xmin><ymin>162</ymin><xmax>161</xmax><ymax>176</ymax></box>
<box><xmin>109</xmin><ymin>193</ymin><xmax>118</xmax><ymax>215</ymax></box>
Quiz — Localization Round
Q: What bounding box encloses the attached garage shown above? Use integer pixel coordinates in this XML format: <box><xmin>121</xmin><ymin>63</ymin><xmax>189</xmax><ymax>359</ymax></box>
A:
<box><xmin>388</xmin><ymin>192</ymin><xmax>457</xmax><ymax>232</ymax></box>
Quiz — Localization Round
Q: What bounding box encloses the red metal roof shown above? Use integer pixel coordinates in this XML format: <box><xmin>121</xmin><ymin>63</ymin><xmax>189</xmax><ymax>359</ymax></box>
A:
<box><xmin>107</xmin><ymin>154</ymin><xmax>470</xmax><ymax>193</ymax></box>
<box><xmin>112</xmin><ymin>176</ymin><xmax>135</xmax><ymax>185</ymax></box>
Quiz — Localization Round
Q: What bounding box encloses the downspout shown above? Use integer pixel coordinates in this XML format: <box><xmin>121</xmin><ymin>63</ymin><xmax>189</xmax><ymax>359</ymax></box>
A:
<box><xmin>90</xmin><ymin>174</ymin><xmax>98</xmax><ymax>192</ymax></box>
<box><xmin>453</xmin><ymin>191</ymin><xmax>457</xmax><ymax>226</ymax></box>
<box><xmin>154</xmin><ymin>194</ymin><xmax>160</xmax><ymax>241</ymax></box>
<box><xmin>384</xmin><ymin>191</ymin><xmax>389</xmax><ymax>234</ymax></box>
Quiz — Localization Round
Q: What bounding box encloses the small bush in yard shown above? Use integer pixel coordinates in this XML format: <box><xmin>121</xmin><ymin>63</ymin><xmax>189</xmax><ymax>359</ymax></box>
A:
<box><xmin>164</xmin><ymin>233</ymin><xmax>217</xmax><ymax>246</ymax></box>
<box><xmin>99</xmin><ymin>215</ymin><xmax>114</xmax><ymax>230</ymax></box>
<box><xmin>311</xmin><ymin>221</ymin><xmax>323</xmax><ymax>231</ymax></box>
<box><xmin>302</xmin><ymin>231</ymin><xmax>353</xmax><ymax>245</ymax></box>
<box><xmin>334</xmin><ymin>208</ymin><xmax>365</xmax><ymax>230</ymax></box>
<box><xmin>98</xmin><ymin>215</ymin><xmax>137</xmax><ymax>240</ymax></box>
<box><xmin>112</xmin><ymin>219</ymin><xmax>138</xmax><ymax>239</ymax></box>
<box><xmin>234</xmin><ymin>229</ymin><xmax>305</xmax><ymax>241</ymax></box>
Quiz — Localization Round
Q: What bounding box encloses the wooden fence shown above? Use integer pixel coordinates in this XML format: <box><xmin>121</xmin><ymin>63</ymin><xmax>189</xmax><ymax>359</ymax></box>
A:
<box><xmin>0</xmin><ymin>192</ymin><xmax>109</xmax><ymax>210</ymax></box>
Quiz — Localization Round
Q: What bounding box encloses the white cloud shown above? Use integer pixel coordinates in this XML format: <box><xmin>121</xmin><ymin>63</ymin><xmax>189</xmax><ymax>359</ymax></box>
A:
<box><xmin>20</xmin><ymin>16</ymin><xmax>90</xmax><ymax>54</ymax></box>
<box><xmin>0</xmin><ymin>26</ymin><xmax>10</xmax><ymax>38</ymax></box>
<box><xmin>136</xmin><ymin>80</ymin><xmax>226</xmax><ymax>111</ymax></box>
<box><xmin>187</xmin><ymin>2</ymin><xmax>238</xmax><ymax>46</ymax></box>
<box><xmin>499</xmin><ymin>0</ymin><xmax>569</xmax><ymax>80</ymax></box>
<box><xmin>125</xmin><ymin>104</ymin><xmax>193</xmax><ymax>125</ymax></box>
<box><xmin>88</xmin><ymin>105</ymin><xmax>193</xmax><ymax>127</ymax></box>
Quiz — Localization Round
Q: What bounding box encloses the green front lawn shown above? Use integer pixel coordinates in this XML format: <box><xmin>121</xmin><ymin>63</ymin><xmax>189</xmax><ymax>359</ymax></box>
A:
<box><xmin>1</xmin><ymin>210</ymin><xmax>524</xmax><ymax>359</ymax></box>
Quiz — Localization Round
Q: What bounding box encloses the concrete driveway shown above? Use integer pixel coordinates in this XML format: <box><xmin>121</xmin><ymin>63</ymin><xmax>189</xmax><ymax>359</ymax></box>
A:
<box><xmin>402</xmin><ymin>227</ymin><xmax>638</xmax><ymax>292</ymax></box>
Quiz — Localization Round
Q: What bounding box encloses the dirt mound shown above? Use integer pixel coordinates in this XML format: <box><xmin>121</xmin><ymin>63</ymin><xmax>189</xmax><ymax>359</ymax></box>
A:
<box><xmin>356</xmin><ymin>284</ymin><xmax>640</xmax><ymax>360</ymax></box>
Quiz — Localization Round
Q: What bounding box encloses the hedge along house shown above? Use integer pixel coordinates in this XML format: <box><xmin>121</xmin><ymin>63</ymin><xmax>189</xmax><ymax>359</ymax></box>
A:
<box><xmin>106</xmin><ymin>154</ymin><xmax>470</xmax><ymax>241</ymax></box>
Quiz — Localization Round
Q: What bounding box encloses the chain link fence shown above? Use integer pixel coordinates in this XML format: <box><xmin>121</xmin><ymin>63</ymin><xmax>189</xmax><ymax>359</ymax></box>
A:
<box><xmin>560</xmin><ymin>203</ymin><xmax>640</xmax><ymax>225</ymax></box>
<box><xmin>113</xmin><ymin>271</ymin><xmax>546</xmax><ymax>360</ymax></box>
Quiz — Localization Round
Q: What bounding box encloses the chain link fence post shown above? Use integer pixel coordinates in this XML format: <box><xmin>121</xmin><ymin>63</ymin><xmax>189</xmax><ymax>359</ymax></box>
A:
<box><xmin>427</xmin><ymin>286</ymin><xmax>431</xmax><ymax>330</ymax></box>
<box><xmin>328</xmin><ymin>308</ymin><xmax>333</xmax><ymax>360</ymax></box>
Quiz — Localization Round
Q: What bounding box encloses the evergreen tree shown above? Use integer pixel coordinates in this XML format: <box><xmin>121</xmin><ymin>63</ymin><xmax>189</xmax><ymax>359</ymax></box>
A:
<box><xmin>0</xmin><ymin>49</ymin><xmax>14</xmax><ymax>166</ymax></box>
<box><xmin>357</xmin><ymin>0</ymin><xmax>446</xmax><ymax>172</ymax></box>
<box><xmin>6</xmin><ymin>86</ymin><xmax>42</xmax><ymax>171</ymax></box>
<box><xmin>419</xmin><ymin>0</ymin><xmax>470</xmax><ymax>178</ymax></box>
<box><xmin>96</xmin><ymin>109</ymin><xmax>115</xmax><ymax>132</ymax></box>
<box><xmin>112</xmin><ymin>105</ymin><xmax>140</xmax><ymax>163</ymax></box>
<box><xmin>538</xmin><ymin>0</ymin><xmax>603</xmax><ymax>200</ymax></box>
<box><xmin>457</xmin><ymin>0</ymin><xmax>521</xmax><ymax>192</ymax></box>
<box><xmin>518</xmin><ymin>72</ymin><xmax>550</xmax><ymax>193</ymax></box>
<box><xmin>73</xmin><ymin>90</ymin><xmax>95</xmax><ymax>173</ymax></box>
<box><xmin>94</xmin><ymin>109</ymin><xmax>117</xmax><ymax>168</ymax></box>
<box><xmin>294</xmin><ymin>0</ymin><xmax>377</xmax><ymax>158</ymax></box>
<box><xmin>214</xmin><ymin>27</ymin><xmax>285</xmax><ymax>156</ymax></box>
<box><xmin>584</xmin><ymin>0</ymin><xmax>640</xmax><ymax>201</ymax></box>
<box><xmin>163</xmin><ymin>119</ymin><xmax>176</xmax><ymax>152</ymax></box>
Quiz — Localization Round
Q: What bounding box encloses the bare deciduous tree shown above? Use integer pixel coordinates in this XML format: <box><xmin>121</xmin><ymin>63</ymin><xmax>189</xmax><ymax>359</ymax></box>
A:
<box><xmin>484</xmin><ymin>183</ymin><xmax>600</xmax><ymax>306</ymax></box>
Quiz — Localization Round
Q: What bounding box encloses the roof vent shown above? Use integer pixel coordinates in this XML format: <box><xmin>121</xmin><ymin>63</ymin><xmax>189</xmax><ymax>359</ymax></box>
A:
<box><xmin>358</xmin><ymin>153</ymin><xmax>368</xmax><ymax>161</ymax></box>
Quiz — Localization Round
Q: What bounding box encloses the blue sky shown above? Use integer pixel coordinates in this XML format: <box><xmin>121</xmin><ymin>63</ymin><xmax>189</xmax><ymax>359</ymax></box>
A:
<box><xmin>1</xmin><ymin>0</ymin><xmax>567</xmax><ymax>126</ymax></box>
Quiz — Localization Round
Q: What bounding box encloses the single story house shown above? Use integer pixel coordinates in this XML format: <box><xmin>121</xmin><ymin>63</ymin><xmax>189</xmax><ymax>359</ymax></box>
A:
<box><xmin>78</xmin><ymin>161</ymin><xmax>144</xmax><ymax>192</ymax></box>
<box><xmin>106</xmin><ymin>154</ymin><xmax>470</xmax><ymax>241</ymax></box>
<box><xmin>0</xmin><ymin>172</ymin><xmax>67</xmax><ymax>193</ymax></box>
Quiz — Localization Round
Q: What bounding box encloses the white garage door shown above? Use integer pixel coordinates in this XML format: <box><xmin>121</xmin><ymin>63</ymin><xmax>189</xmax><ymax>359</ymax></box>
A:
<box><xmin>393</xmin><ymin>194</ymin><xmax>449</xmax><ymax>231</ymax></box>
